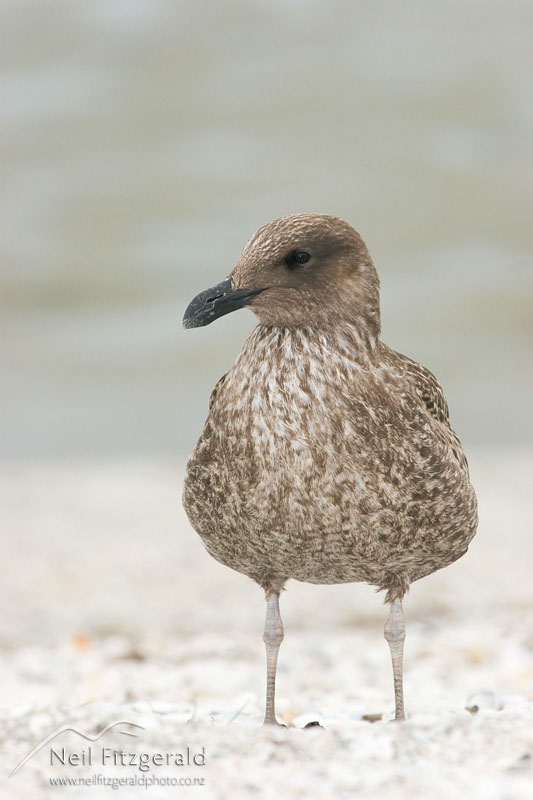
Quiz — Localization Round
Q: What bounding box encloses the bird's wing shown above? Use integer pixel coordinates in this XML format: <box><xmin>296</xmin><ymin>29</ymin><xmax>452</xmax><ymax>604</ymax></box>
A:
<box><xmin>399</xmin><ymin>355</ymin><xmax>451</xmax><ymax>426</ymax></box>
<box><xmin>378</xmin><ymin>343</ymin><xmax>468</xmax><ymax>468</ymax></box>
<box><xmin>209</xmin><ymin>372</ymin><xmax>228</xmax><ymax>411</ymax></box>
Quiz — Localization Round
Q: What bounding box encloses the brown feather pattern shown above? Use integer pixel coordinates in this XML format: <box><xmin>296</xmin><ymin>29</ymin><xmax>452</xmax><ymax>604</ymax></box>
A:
<box><xmin>183</xmin><ymin>215</ymin><xmax>477</xmax><ymax>603</ymax></box>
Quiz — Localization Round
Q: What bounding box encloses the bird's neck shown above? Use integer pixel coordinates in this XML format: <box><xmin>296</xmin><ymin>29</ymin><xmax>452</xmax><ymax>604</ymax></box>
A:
<box><xmin>244</xmin><ymin>323</ymin><xmax>378</xmax><ymax>369</ymax></box>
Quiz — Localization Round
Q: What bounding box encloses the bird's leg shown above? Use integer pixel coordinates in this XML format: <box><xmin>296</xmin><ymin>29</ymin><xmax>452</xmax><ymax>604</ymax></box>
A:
<box><xmin>263</xmin><ymin>590</ymin><xmax>284</xmax><ymax>726</ymax></box>
<box><xmin>384</xmin><ymin>598</ymin><xmax>406</xmax><ymax>721</ymax></box>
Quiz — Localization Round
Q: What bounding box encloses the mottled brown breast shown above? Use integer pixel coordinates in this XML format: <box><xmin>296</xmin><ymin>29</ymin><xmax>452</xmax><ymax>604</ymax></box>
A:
<box><xmin>183</xmin><ymin>325</ymin><xmax>477</xmax><ymax>598</ymax></box>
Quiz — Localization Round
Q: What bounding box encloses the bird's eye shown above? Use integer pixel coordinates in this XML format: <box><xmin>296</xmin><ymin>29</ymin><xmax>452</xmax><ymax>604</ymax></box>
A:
<box><xmin>285</xmin><ymin>250</ymin><xmax>311</xmax><ymax>268</ymax></box>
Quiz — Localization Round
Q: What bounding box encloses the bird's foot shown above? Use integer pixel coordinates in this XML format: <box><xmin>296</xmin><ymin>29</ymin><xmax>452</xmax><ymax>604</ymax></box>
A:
<box><xmin>389</xmin><ymin>711</ymin><xmax>406</xmax><ymax>722</ymax></box>
<box><xmin>262</xmin><ymin>716</ymin><xmax>287</xmax><ymax>728</ymax></box>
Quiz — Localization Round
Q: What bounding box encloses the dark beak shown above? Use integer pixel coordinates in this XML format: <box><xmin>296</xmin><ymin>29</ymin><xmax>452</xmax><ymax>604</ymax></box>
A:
<box><xmin>183</xmin><ymin>278</ymin><xmax>264</xmax><ymax>329</ymax></box>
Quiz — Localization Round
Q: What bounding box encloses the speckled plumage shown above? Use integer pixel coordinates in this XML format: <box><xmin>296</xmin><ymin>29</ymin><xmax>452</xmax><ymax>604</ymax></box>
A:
<box><xmin>183</xmin><ymin>218</ymin><xmax>477</xmax><ymax>601</ymax></box>
<box><xmin>182</xmin><ymin>213</ymin><xmax>478</xmax><ymax>722</ymax></box>
<box><xmin>184</xmin><ymin>325</ymin><xmax>477</xmax><ymax>600</ymax></box>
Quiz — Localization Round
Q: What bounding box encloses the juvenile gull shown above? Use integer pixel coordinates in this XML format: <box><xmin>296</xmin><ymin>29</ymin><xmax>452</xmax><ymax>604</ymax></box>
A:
<box><xmin>182</xmin><ymin>214</ymin><xmax>478</xmax><ymax>724</ymax></box>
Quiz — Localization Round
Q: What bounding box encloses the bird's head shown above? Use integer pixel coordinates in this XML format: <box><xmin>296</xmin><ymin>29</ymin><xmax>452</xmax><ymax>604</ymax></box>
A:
<box><xmin>183</xmin><ymin>213</ymin><xmax>381</xmax><ymax>338</ymax></box>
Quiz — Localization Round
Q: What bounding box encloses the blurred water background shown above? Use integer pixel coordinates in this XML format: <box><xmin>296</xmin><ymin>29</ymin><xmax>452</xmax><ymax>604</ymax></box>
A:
<box><xmin>2</xmin><ymin>0</ymin><xmax>532</xmax><ymax>459</ymax></box>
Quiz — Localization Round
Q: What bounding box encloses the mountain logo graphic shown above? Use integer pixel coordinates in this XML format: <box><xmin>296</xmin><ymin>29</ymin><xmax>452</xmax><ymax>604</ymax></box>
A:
<box><xmin>9</xmin><ymin>720</ymin><xmax>145</xmax><ymax>778</ymax></box>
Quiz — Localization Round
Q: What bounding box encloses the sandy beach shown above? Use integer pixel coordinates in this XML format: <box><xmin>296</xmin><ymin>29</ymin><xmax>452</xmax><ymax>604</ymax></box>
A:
<box><xmin>0</xmin><ymin>451</ymin><xmax>532</xmax><ymax>798</ymax></box>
